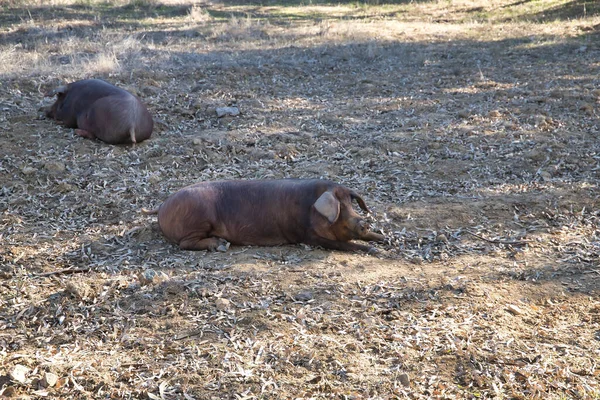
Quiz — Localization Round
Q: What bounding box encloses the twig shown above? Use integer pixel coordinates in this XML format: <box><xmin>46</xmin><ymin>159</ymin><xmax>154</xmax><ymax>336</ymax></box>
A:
<box><xmin>33</xmin><ymin>266</ymin><xmax>95</xmax><ymax>277</ymax></box>
<box><xmin>466</xmin><ymin>230</ymin><xmax>533</xmax><ymax>246</ymax></box>
<box><xmin>174</xmin><ymin>330</ymin><xmax>203</xmax><ymax>341</ymax></box>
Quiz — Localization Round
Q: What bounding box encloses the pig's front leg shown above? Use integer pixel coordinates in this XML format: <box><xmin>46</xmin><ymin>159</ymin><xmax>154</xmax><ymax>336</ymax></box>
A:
<box><xmin>305</xmin><ymin>235</ymin><xmax>375</xmax><ymax>253</ymax></box>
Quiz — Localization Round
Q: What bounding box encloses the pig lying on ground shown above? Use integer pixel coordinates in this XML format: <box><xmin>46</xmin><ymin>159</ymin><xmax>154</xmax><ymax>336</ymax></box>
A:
<box><xmin>142</xmin><ymin>179</ymin><xmax>385</xmax><ymax>252</ymax></box>
<box><xmin>44</xmin><ymin>79</ymin><xmax>153</xmax><ymax>144</ymax></box>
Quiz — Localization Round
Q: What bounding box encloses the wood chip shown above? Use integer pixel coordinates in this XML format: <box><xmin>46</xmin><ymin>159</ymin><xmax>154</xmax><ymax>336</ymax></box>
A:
<box><xmin>506</xmin><ymin>304</ymin><xmax>524</xmax><ymax>315</ymax></box>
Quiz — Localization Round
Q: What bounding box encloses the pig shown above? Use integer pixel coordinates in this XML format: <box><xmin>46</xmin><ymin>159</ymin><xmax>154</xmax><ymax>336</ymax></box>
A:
<box><xmin>142</xmin><ymin>179</ymin><xmax>385</xmax><ymax>252</ymax></box>
<box><xmin>44</xmin><ymin>79</ymin><xmax>153</xmax><ymax>144</ymax></box>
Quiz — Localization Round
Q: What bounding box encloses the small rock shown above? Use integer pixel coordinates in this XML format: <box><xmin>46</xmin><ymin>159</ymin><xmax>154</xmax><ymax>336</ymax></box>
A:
<box><xmin>215</xmin><ymin>106</ymin><xmax>240</xmax><ymax>118</ymax></box>
<box><xmin>44</xmin><ymin>161</ymin><xmax>66</xmax><ymax>173</ymax></box>
<box><xmin>457</xmin><ymin>110</ymin><xmax>471</xmax><ymax>119</ymax></box>
<box><xmin>294</xmin><ymin>291</ymin><xmax>314</xmax><ymax>302</ymax></box>
<box><xmin>532</xmin><ymin>114</ymin><xmax>547</xmax><ymax>127</ymax></box>
<box><xmin>56</xmin><ymin>182</ymin><xmax>74</xmax><ymax>193</ymax></box>
<box><xmin>1</xmin><ymin>386</ymin><xmax>16</xmax><ymax>397</ymax></box>
<box><xmin>436</xmin><ymin>233</ymin><xmax>449</xmax><ymax>244</ymax></box>
<box><xmin>580</xmin><ymin>103</ymin><xmax>594</xmax><ymax>116</ymax></box>
<box><xmin>139</xmin><ymin>268</ymin><xmax>167</xmax><ymax>285</ymax></box>
<box><xmin>526</xmin><ymin>150</ymin><xmax>546</xmax><ymax>162</ymax></box>
<box><xmin>9</xmin><ymin>364</ymin><xmax>29</xmax><ymax>383</ymax></box>
<box><xmin>148</xmin><ymin>174</ymin><xmax>161</xmax><ymax>184</ymax></box>
<box><xmin>141</xmin><ymin>85</ymin><xmax>160</xmax><ymax>96</ymax></box>
<box><xmin>506</xmin><ymin>304</ymin><xmax>523</xmax><ymax>315</ymax></box>
<box><xmin>530</xmin><ymin>96</ymin><xmax>547</xmax><ymax>103</ymax></box>
<box><xmin>191</xmin><ymin>81</ymin><xmax>210</xmax><ymax>92</ymax></box>
<box><xmin>296</xmin><ymin>308</ymin><xmax>306</xmax><ymax>322</ymax></box>
<box><xmin>248</xmin><ymin>148</ymin><xmax>276</xmax><ymax>161</ymax></box>
<box><xmin>42</xmin><ymin>372</ymin><xmax>59</xmax><ymax>388</ymax></box>
<box><xmin>22</xmin><ymin>166</ymin><xmax>36</xmax><ymax>175</ymax></box>
<box><xmin>215</xmin><ymin>298</ymin><xmax>231</xmax><ymax>311</ymax></box>
<box><xmin>65</xmin><ymin>281</ymin><xmax>93</xmax><ymax>300</ymax></box>
<box><xmin>538</xmin><ymin>170</ymin><xmax>552</xmax><ymax>181</ymax></box>
<box><xmin>398</xmin><ymin>372</ymin><xmax>410</xmax><ymax>387</ymax></box>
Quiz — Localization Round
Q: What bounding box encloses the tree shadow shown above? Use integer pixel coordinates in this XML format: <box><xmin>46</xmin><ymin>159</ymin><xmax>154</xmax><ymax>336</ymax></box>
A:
<box><xmin>0</xmin><ymin>2</ymin><xmax>190</xmax><ymax>28</ymax></box>
<box><xmin>506</xmin><ymin>0</ymin><xmax>600</xmax><ymax>22</ymax></box>
<box><xmin>210</xmin><ymin>0</ymin><xmax>434</xmax><ymax>6</ymax></box>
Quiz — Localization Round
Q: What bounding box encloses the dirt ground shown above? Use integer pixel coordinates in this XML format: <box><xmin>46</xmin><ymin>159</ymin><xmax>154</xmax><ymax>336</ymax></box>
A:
<box><xmin>1</xmin><ymin>0</ymin><xmax>600</xmax><ymax>398</ymax></box>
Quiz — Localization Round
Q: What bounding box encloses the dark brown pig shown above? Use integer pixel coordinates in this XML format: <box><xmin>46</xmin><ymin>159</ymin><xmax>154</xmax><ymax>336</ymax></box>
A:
<box><xmin>142</xmin><ymin>179</ymin><xmax>385</xmax><ymax>252</ymax></box>
<box><xmin>44</xmin><ymin>79</ymin><xmax>153</xmax><ymax>144</ymax></box>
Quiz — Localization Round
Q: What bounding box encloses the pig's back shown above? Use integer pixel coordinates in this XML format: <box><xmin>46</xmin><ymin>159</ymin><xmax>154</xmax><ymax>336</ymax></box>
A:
<box><xmin>160</xmin><ymin>179</ymin><xmax>334</xmax><ymax>246</ymax></box>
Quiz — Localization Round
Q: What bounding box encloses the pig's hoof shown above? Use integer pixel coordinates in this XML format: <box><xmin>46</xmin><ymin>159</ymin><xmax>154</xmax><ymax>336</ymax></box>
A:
<box><xmin>216</xmin><ymin>240</ymin><xmax>230</xmax><ymax>253</ymax></box>
<box><xmin>75</xmin><ymin>129</ymin><xmax>95</xmax><ymax>139</ymax></box>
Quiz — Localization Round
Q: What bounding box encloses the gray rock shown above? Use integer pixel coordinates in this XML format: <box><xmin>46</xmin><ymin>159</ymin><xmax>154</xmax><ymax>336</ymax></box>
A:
<box><xmin>294</xmin><ymin>291</ymin><xmax>314</xmax><ymax>302</ymax></box>
<box><xmin>398</xmin><ymin>372</ymin><xmax>410</xmax><ymax>387</ymax></box>
<box><xmin>215</xmin><ymin>106</ymin><xmax>240</xmax><ymax>118</ymax></box>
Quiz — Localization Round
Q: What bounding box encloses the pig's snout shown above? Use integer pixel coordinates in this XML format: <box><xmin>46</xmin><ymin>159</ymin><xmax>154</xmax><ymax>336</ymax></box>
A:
<box><xmin>363</xmin><ymin>230</ymin><xmax>385</xmax><ymax>242</ymax></box>
<box><xmin>349</xmin><ymin>218</ymin><xmax>384</xmax><ymax>242</ymax></box>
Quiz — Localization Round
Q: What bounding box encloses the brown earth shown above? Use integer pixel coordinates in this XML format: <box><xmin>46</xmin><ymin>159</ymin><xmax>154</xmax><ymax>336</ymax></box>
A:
<box><xmin>1</xmin><ymin>0</ymin><xmax>600</xmax><ymax>398</ymax></box>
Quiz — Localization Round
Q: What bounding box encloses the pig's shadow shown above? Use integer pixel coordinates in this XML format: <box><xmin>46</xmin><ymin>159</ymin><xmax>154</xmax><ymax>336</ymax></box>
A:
<box><xmin>57</xmin><ymin>218</ymin><xmax>367</xmax><ymax>276</ymax></box>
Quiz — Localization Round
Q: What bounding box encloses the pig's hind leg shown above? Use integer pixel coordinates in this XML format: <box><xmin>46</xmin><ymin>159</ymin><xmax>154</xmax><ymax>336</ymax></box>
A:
<box><xmin>179</xmin><ymin>236</ymin><xmax>229</xmax><ymax>252</ymax></box>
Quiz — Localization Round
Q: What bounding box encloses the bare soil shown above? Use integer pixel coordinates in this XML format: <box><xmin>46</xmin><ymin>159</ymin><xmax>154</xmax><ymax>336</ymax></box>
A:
<box><xmin>1</xmin><ymin>0</ymin><xmax>600</xmax><ymax>398</ymax></box>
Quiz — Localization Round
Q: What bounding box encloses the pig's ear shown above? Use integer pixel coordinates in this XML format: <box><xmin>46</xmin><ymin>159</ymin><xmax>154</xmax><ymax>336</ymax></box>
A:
<box><xmin>314</xmin><ymin>191</ymin><xmax>340</xmax><ymax>224</ymax></box>
<box><xmin>46</xmin><ymin>85</ymin><xmax>67</xmax><ymax>98</ymax></box>
<box><xmin>350</xmin><ymin>190</ymin><xmax>370</xmax><ymax>213</ymax></box>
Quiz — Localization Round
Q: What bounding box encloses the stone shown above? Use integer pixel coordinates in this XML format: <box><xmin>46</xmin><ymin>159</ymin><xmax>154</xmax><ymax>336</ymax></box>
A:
<box><xmin>42</xmin><ymin>372</ymin><xmax>59</xmax><ymax>388</ymax></box>
<box><xmin>141</xmin><ymin>85</ymin><xmax>160</xmax><ymax>96</ymax></box>
<box><xmin>457</xmin><ymin>110</ymin><xmax>470</xmax><ymax>119</ymax></box>
<box><xmin>538</xmin><ymin>170</ymin><xmax>552</xmax><ymax>181</ymax></box>
<box><xmin>148</xmin><ymin>174</ymin><xmax>161</xmax><ymax>184</ymax></box>
<box><xmin>215</xmin><ymin>106</ymin><xmax>240</xmax><ymax>118</ymax></box>
<box><xmin>215</xmin><ymin>298</ymin><xmax>231</xmax><ymax>311</ymax></box>
<box><xmin>65</xmin><ymin>281</ymin><xmax>93</xmax><ymax>300</ymax></box>
<box><xmin>294</xmin><ymin>291</ymin><xmax>314</xmax><ymax>302</ymax></box>
<box><xmin>22</xmin><ymin>166</ymin><xmax>36</xmax><ymax>175</ymax></box>
<box><xmin>9</xmin><ymin>364</ymin><xmax>28</xmax><ymax>383</ymax></box>
<box><xmin>398</xmin><ymin>372</ymin><xmax>410</xmax><ymax>387</ymax></box>
<box><xmin>506</xmin><ymin>304</ymin><xmax>523</xmax><ymax>315</ymax></box>
<box><xmin>44</xmin><ymin>161</ymin><xmax>66</xmax><ymax>174</ymax></box>
<box><xmin>580</xmin><ymin>103</ymin><xmax>594</xmax><ymax>116</ymax></box>
<box><xmin>1</xmin><ymin>386</ymin><xmax>16</xmax><ymax>397</ymax></box>
<box><xmin>139</xmin><ymin>269</ymin><xmax>167</xmax><ymax>285</ymax></box>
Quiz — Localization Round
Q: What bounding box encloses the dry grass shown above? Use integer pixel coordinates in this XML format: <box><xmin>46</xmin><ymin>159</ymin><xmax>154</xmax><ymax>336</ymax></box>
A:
<box><xmin>1</xmin><ymin>0</ymin><xmax>600</xmax><ymax>398</ymax></box>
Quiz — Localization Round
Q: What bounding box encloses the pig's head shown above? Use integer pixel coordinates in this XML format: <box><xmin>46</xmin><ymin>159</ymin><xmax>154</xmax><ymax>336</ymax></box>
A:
<box><xmin>43</xmin><ymin>84</ymin><xmax>68</xmax><ymax>119</ymax></box>
<box><xmin>312</xmin><ymin>188</ymin><xmax>385</xmax><ymax>243</ymax></box>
